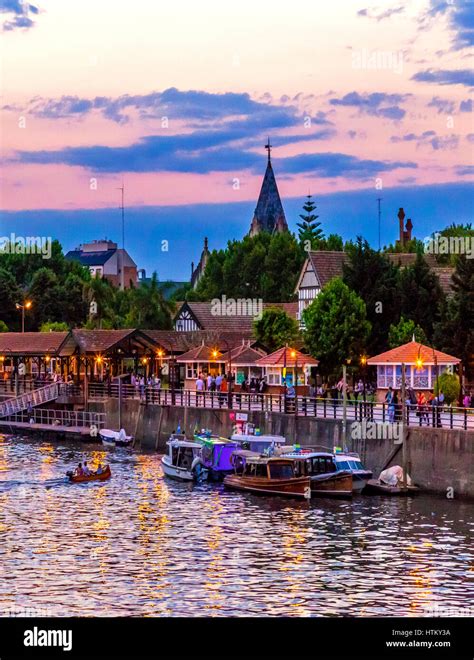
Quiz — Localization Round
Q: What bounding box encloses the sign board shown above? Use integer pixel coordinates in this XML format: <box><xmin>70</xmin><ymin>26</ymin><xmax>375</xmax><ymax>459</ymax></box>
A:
<box><xmin>18</xmin><ymin>363</ymin><xmax>26</xmax><ymax>376</ymax></box>
<box><xmin>161</xmin><ymin>363</ymin><xmax>169</xmax><ymax>375</ymax></box>
<box><xmin>235</xmin><ymin>412</ymin><xmax>248</xmax><ymax>422</ymax></box>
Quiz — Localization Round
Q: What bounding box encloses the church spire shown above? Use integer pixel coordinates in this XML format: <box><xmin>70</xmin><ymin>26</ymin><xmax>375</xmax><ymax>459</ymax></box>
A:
<box><xmin>248</xmin><ymin>141</ymin><xmax>288</xmax><ymax>236</ymax></box>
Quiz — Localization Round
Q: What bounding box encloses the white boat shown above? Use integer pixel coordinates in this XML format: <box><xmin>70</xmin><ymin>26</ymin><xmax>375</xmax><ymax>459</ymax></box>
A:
<box><xmin>333</xmin><ymin>451</ymin><xmax>373</xmax><ymax>492</ymax></box>
<box><xmin>99</xmin><ymin>428</ymin><xmax>134</xmax><ymax>448</ymax></box>
<box><xmin>230</xmin><ymin>433</ymin><xmax>286</xmax><ymax>455</ymax></box>
<box><xmin>161</xmin><ymin>434</ymin><xmax>208</xmax><ymax>482</ymax></box>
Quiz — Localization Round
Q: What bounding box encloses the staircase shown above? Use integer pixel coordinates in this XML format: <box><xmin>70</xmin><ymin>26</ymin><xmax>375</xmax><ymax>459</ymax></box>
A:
<box><xmin>0</xmin><ymin>383</ymin><xmax>62</xmax><ymax>419</ymax></box>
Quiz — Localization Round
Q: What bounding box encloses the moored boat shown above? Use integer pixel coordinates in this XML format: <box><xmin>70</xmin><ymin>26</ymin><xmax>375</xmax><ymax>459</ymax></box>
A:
<box><xmin>161</xmin><ymin>434</ymin><xmax>208</xmax><ymax>482</ymax></box>
<box><xmin>224</xmin><ymin>451</ymin><xmax>311</xmax><ymax>499</ymax></box>
<box><xmin>364</xmin><ymin>465</ymin><xmax>419</xmax><ymax>496</ymax></box>
<box><xmin>333</xmin><ymin>451</ymin><xmax>373</xmax><ymax>493</ymax></box>
<box><xmin>100</xmin><ymin>428</ymin><xmax>133</xmax><ymax>448</ymax></box>
<box><xmin>285</xmin><ymin>451</ymin><xmax>353</xmax><ymax>497</ymax></box>
<box><xmin>230</xmin><ymin>433</ymin><xmax>286</xmax><ymax>455</ymax></box>
<box><xmin>67</xmin><ymin>465</ymin><xmax>111</xmax><ymax>483</ymax></box>
<box><xmin>193</xmin><ymin>433</ymin><xmax>239</xmax><ymax>480</ymax></box>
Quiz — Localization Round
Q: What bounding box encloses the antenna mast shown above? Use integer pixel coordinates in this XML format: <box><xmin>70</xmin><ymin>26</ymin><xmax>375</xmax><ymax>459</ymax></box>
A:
<box><xmin>377</xmin><ymin>197</ymin><xmax>382</xmax><ymax>250</ymax></box>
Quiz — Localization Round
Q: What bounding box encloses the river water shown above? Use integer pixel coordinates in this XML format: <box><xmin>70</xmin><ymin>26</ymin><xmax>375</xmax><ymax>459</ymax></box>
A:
<box><xmin>0</xmin><ymin>437</ymin><xmax>472</xmax><ymax>617</ymax></box>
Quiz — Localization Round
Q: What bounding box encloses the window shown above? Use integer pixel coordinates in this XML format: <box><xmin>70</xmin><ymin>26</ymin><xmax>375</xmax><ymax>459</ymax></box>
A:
<box><xmin>378</xmin><ymin>365</ymin><xmax>393</xmax><ymax>388</ymax></box>
<box><xmin>266</xmin><ymin>368</ymin><xmax>281</xmax><ymax>386</ymax></box>
<box><xmin>269</xmin><ymin>463</ymin><xmax>294</xmax><ymax>479</ymax></box>
<box><xmin>186</xmin><ymin>362</ymin><xmax>198</xmax><ymax>379</ymax></box>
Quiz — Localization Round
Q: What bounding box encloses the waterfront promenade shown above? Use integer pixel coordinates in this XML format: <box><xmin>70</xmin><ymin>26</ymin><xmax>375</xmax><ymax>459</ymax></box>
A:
<box><xmin>87</xmin><ymin>383</ymin><xmax>474</xmax><ymax>431</ymax></box>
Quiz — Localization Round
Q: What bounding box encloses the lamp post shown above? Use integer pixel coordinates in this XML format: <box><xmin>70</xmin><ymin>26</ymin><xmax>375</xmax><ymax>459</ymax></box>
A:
<box><xmin>16</xmin><ymin>300</ymin><xmax>32</xmax><ymax>333</ymax></box>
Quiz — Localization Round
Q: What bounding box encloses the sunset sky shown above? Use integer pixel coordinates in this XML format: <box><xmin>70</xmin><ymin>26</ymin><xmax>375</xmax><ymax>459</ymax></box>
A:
<box><xmin>1</xmin><ymin>0</ymin><xmax>473</xmax><ymax>279</ymax></box>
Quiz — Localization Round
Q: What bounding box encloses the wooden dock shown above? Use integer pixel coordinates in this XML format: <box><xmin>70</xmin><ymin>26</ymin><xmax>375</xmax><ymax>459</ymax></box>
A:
<box><xmin>0</xmin><ymin>420</ymin><xmax>99</xmax><ymax>441</ymax></box>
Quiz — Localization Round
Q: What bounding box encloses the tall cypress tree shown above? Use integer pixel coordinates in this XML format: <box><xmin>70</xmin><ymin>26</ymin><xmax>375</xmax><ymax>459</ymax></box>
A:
<box><xmin>297</xmin><ymin>195</ymin><xmax>323</xmax><ymax>249</ymax></box>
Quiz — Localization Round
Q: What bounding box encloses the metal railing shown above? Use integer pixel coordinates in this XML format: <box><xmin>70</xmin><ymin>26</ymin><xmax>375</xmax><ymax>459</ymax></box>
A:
<box><xmin>87</xmin><ymin>384</ymin><xmax>474</xmax><ymax>430</ymax></box>
<box><xmin>0</xmin><ymin>383</ymin><xmax>63</xmax><ymax>419</ymax></box>
<box><xmin>2</xmin><ymin>407</ymin><xmax>106</xmax><ymax>429</ymax></box>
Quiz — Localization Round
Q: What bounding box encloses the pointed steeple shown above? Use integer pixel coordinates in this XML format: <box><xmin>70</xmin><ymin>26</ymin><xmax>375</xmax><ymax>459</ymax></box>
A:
<box><xmin>249</xmin><ymin>140</ymin><xmax>288</xmax><ymax>236</ymax></box>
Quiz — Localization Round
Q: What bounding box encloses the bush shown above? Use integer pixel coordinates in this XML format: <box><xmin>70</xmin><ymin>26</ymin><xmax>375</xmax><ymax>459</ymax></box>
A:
<box><xmin>434</xmin><ymin>372</ymin><xmax>460</xmax><ymax>405</ymax></box>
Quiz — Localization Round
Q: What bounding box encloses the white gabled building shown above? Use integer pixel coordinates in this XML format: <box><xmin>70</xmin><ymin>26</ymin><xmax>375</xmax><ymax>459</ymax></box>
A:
<box><xmin>294</xmin><ymin>251</ymin><xmax>347</xmax><ymax>326</ymax></box>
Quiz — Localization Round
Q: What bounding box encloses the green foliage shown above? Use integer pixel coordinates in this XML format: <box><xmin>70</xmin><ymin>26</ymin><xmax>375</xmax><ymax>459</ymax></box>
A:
<box><xmin>0</xmin><ymin>320</ymin><xmax>8</xmax><ymax>332</ymax></box>
<box><xmin>434</xmin><ymin>255</ymin><xmax>474</xmax><ymax>380</ymax></box>
<box><xmin>397</xmin><ymin>252</ymin><xmax>444</xmax><ymax>338</ymax></box>
<box><xmin>194</xmin><ymin>232</ymin><xmax>304</xmax><ymax>302</ymax></box>
<box><xmin>384</xmin><ymin>238</ymin><xmax>425</xmax><ymax>253</ymax></box>
<box><xmin>434</xmin><ymin>372</ymin><xmax>460</xmax><ymax>405</ymax></box>
<box><xmin>388</xmin><ymin>316</ymin><xmax>427</xmax><ymax>348</ymax></box>
<box><xmin>40</xmin><ymin>321</ymin><xmax>69</xmax><ymax>332</ymax></box>
<box><xmin>297</xmin><ymin>195</ymin><xmax>323</xmax><ymax>250</ymax></box>
<box><xmin>303</xmin><ymin>278</ymin><xmax>371</xmax><ymax>377</ymax></box>
<box><xmin>343</xmin><ymin>237</ymin><xmax>400</xmax><ymax>354</ymax></box>
<box><xmin>429</xmin><ymin>223</ymin><xmax>474</xmax><ymax>266</ymax></box>
<box><xmin>253</xmin><ymin>307</ymin><xmax>300</xmax><ymax>352</ymax></box>
<box><xmin>123</xmin><ymin>273</ymin><xmax>173</xmax><ymax>329</ymax></box>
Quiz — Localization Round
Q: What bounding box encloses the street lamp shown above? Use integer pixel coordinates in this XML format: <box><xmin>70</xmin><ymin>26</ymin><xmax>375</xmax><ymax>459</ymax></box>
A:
<box><xmin>360</xmin><ymin>355</ymin><xmax>367</xmax><ymax>402</ymax></box>
<box><xmin>16</xmin><ymin>300</ymin><xmax>32</xmax><ymax>333</ymax></box>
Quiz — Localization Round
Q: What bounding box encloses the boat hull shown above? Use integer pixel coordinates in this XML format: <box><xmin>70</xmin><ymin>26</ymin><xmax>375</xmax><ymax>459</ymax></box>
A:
<box><xmin>351</xmin><ymin>471</ymin><xmax>373</xmax><ymax>493</ymax></box>
<box><xmin>68</xmin><ymin>467</ymin><xmax>111</xmax><ymax>483</ymax></box>
<box><xmin>310</xmin><ymin>472</ymin><xmax>353</xmax><ymax>497</ymax></box>
<box><xmin>364</xmin><ymin>479</ymin><xmax>419</xmax><ymax>496</ymax></box>
<box><xmin>161</xmin><ymin>456</ymin><xmax>194</xmax><ymax>481</ymax></box>
<box><xmin>224</xmin><ymin>474</ymin><xmax>311</xmax><ymax>499</ymax></box>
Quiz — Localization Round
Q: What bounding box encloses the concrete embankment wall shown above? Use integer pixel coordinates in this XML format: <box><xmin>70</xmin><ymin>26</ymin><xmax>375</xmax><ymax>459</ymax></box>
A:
<box><xmin>88</xmin><ymin>399</ymin><xmax>474</xmax><ymax>499</ymax></box>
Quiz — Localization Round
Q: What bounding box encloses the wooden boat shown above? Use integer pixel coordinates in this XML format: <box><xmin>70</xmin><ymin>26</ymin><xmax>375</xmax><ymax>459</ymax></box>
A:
<box><xmin>67</xmin><ymin>466</ymin><xmax>111</xmax><ymax>483</ymax></box>
<box><xmin>364</xmin><ymin>479</ymin><xmax>419</xmax><ymax>496</ymax></box>
<box><xmin>161</xmin><ymin>435</ymin><xmax>208</xmax><ymax>482</ymax></box>
<box><xmin>224</xmin><ymin>451</ymin><xmax>311</xmax><ymax>499</ymax></box>
<box><xmin>285</xmin><ymin>451</ymin><xmax>353</xmax><ymax>497</ymax></box>
<box><xmin>100</xmin><ymin>428</ymin><xmax>133</xmax><ymax>448</ymax></box>
<box><xmin>333</xmin><ymin>451</ymin><xmax>373</xmax><ymax>493</ymax></box>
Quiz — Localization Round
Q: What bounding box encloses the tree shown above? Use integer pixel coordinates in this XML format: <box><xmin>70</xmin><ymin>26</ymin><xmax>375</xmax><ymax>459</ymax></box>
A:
<box><xmin>40</xmin><ymin>321</ymin><xmax>69</xmax><ymax>332</ymax></box>
<box><xmin>433</xmin><ymin>255</ymin><xmax>474</xmax><ymax>380</ymax></box>
<box><xmin>388</xmin><ymin>316</ymin><xmax>427</xmax><ymax>348</ymax></box>
<box><xmin>0</xmin><ymin>267</ymin><xmax>22</xmax><ymax>330</ymax></box>
<box><xmin>253</xmin><ymin>307</ymin><xmax>300</xmax><ymax>352</ymax></box>
<box><xmin>124</xmin><ymin>273</ymin><xmax>173</xmax><ymax>329</ymax></box>
<box><xmin>297</xmin><ymin>195</ymin><xmax>323</xmax><ymax>250</ymax></box>
<box><xmin>397</xmin><ymin>252</ymin><xmax>444</xmax><ymax>339</ymax></box>
<box><xmin>82</xmin><ymin>275</ymin><xmax>118</xmax><ymax>329</ymax></box>
<box><xmin>434</xmin><ymin>372</ymin><xmax>460</xmax><ymax>405</ymax></box>
<box><xmin>303</xmin><ymin>278</ymin><xmax>371</xmax><ymax>377</ymax></box>
<box><xmin>343</xmin><ymin>237</ymin><xmax>400</xmax><ymax>355</ymax></box>
<box><xmin>0</xmin><ymin>320</ymin><xmax>8</xmax><ymax>332</ymax></box>
<box><xmin>194</xmin><ymin>232</ymin><xmax>304</xmax><ymax>302</ymax></box>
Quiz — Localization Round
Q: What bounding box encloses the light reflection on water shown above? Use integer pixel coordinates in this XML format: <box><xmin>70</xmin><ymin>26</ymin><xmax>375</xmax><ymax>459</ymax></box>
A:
<box><xmin>0</xmin><ymin>437</ymin><xmax>472</xmax><ymax>617</ymax></box>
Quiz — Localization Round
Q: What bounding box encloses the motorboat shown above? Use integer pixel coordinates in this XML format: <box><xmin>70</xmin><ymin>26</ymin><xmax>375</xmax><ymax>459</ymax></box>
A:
<box><xmin>100</xmin><ymin>428</ymin><xmax>133</xmax><ymax>448</ymax></box>
<box><xmin>333</xmin><ymin>451</ymin><xmax>373</xmax><ymax>493</ymax></box>
<box><xmin>193</xmin><ymin>433</ymin><xmax>239</xmax><ymax>480</ymax></box>
<box><xmin>230</xmin><ymin>433</ymin><xmax>286</xmax><ymax>455</ymax></box>
<box><xmin>161</xmin><ymin>434</ymin><xmax>208</xmax><ymax>482</ymax></box>
<box><xmin>224</xmin><ymin>450</ymin><xmax>311</xmax><ymax>499</ymax></box>
<box><xmin>285</xmin><ymin>450</ymin><xmax>353</xmax><ymax>497</ymax></box>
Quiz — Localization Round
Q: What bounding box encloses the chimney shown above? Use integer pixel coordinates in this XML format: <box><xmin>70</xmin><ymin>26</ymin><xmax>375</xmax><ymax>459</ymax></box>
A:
<box><xmin>405</xmin><ymin>218</ymin><xmax>413</xmax><ymax>242</ymax></box>
<box><xmin>398</xmin><ymin>208</ymin><xmax>405</xmax><ymax>246</ymax></box>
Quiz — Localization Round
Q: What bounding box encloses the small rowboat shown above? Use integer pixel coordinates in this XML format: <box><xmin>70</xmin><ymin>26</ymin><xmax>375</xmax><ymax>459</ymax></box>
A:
<box><xmin>67</xmin><ymin>466</ymin><xmax>111</xmax><ymax>483</ymax></box>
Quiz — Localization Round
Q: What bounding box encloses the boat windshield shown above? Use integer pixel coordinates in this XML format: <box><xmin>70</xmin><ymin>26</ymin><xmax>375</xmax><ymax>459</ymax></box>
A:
<box><xmin>337</xmin><ymin>459</ymin><xmax>363</xmax><ymax>471</ymax></box>
<box><xmin>268</xmin><ymin>463</ymin><xmax>295</xmax><ymax>479</ymax></box>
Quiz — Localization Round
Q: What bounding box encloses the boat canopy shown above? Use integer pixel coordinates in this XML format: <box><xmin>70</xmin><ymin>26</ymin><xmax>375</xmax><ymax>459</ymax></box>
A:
<box><xmin>230</xmin><ymin>434</ymin><xmax>286</xmax><ymax>444</ymax></box>
<box><xmin>285</xmin><ymin>451</ymin><xmax>334</xmax><ymax>460</ymax></box>
<box><xmin>167</xmin><ymin>439</ymin><xmax>202</xmax><ymax>449</ymax></box>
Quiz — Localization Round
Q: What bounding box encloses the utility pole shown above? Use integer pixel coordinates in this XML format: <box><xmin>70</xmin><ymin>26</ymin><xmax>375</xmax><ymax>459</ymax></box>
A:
<box><xmin>377</xmin><ymin>197</ymin><xmax>382</xmax><ymax>251</ymax></box>
<box><xmin>342</xmin><ymin>364</ymin><xmax>347</xmax><ymax>450</ymax></box>
<box><xmin>401</xmin><ymin>362</ymin><xmax>407</xmax><ymax>490</ymax></box>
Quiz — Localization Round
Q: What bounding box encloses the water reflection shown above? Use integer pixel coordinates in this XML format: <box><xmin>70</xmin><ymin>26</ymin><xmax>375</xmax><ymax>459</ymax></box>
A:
<box><xmin>0</xmin><ymin>437</ymin><xmax>472</xmax><ymax>617</ymax></box>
